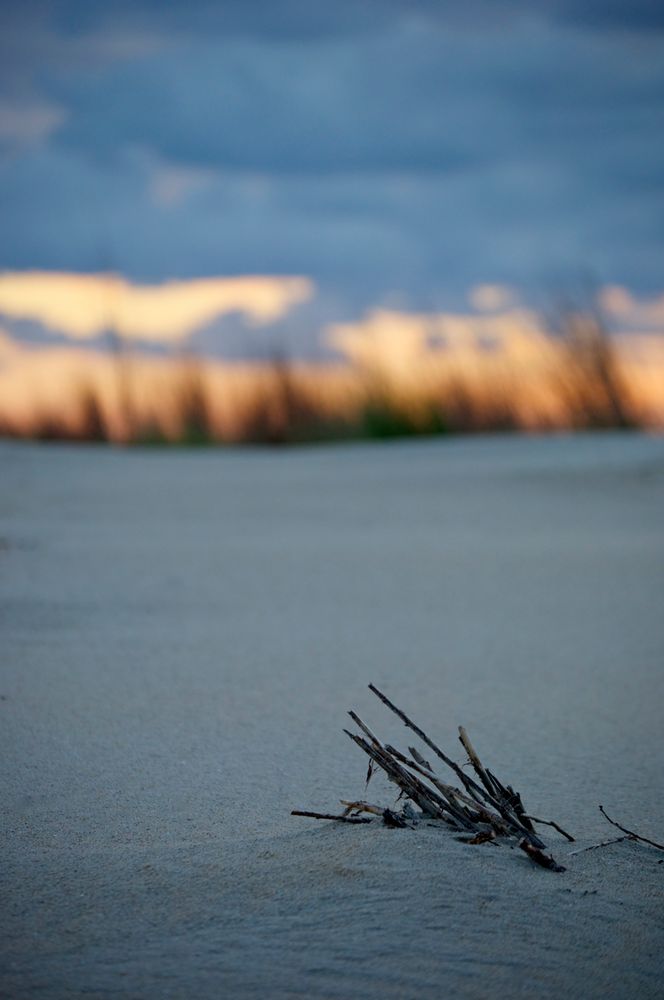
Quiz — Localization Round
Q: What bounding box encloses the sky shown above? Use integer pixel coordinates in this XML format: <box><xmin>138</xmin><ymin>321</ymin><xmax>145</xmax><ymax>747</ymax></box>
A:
<box><xmin>0</xmin><ymin>0</ymin><xmax>663</xmax><ymax>355</ymax></box>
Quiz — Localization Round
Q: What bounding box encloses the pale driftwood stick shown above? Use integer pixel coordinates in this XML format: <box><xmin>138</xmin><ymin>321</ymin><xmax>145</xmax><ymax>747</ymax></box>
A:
<box><xmin>291</xmin><ymin>810</ymin><xmax>372</xmax><ymax>824</ymax></box>
<box><xmin>567</xmin><ymin>836</ymin><xmax>630</xmax><ymax>857</ymax></box>
<box><xmin>599</xmin><ymin>805</ymin><xmax>664</xmax><ymax>852</ymax></box>
<box><xmin>368</xmin><ymin>683</ymin><xmax>500</xmax><ymax>811</ymax></box>
<box><xmin>345</xmin><ymin>729</ymin><xmax>451</xmax><ymax>822</ymax></box>
<box><xmin>523</xmin><ymin>815</ymin><xmax>575</xmax><ymax>842</ymax></box>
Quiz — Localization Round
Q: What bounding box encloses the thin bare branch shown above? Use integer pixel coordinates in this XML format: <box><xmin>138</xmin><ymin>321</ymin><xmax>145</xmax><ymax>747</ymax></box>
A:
<box><xmin>567</xmin><ymin>836</ymin><xmax>630</xmax><ymax>857</ymax></box>
<box><xmin>523</xmin><ymin>815</ymin><xmax>575</xmax><ymax>842</ymax></box>
<box><xmin>348</xmin><ymin>710</ymin><xmax>381</xmax><ymax>746</ymax></box>
<box><xmin>599</xmin><ymin>805</ymin><xmax>664</xmax><ymax>852</ymax></box>
<box><xmin>291</xmin><ymin>810</ymin><xmax>372</xmax><ymax>824</ymax></box>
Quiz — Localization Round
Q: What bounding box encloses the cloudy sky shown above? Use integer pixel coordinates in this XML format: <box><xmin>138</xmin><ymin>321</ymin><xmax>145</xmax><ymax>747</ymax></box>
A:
<box><xmin>0</xmin><ymin>0</ymin><xmax>663</xmax><ymax>351</ymax></box>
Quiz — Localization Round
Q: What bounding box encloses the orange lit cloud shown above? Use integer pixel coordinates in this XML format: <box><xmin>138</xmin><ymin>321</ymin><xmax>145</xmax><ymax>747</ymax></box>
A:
<box><xmin>328</xmin><ymin>309</ymin><xmax>434</xmax><ymax>375</ymax></box>
<box><xmin>327</xmin><ymin>305</ymin><xmax>553</xmax><ymax>377</ymax></box>
<box><xmin>0</xmin><ymin>272</ymin><xmax>314</xmax><ymax>343</ymax></box>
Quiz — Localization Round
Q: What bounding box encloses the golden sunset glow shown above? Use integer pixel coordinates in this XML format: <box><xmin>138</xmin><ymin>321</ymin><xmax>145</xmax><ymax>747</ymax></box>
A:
<box><xmin>0</xmin><ymin>272</ymin><xmax>314</xmax><ymax>342</ymax></box>
<box><xmin>1</xmin><ymin>284</ymin><xmax>663</xmax><ymax>443</ymax></box>
<box><xmin>326</xmin><ymin>305</ymin><xmax>664</xmax><ymax>430</ymax></box>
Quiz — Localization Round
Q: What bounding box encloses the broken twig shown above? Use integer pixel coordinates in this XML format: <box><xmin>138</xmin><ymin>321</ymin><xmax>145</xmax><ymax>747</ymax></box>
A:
<box><xmin>456</xmin><ymin>830</ymin><xmax>499</xmax><ymax>846</ymax></box>
<box><xmin>519</xmin><ymin>840</ymin><xmax>566</xmax><ymax>872</ymax></box>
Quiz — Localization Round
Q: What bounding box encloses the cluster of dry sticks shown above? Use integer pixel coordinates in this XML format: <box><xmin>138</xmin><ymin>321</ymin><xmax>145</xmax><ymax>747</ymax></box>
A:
<box><xmin>294</xmin><ymin>684</ymin><xmax>576</xmax><ymax>872</ymax></box>
<box><xmin>293</xmin><ymin>685</ymin><xmax>664</xmax><ymax>872</ymax></box>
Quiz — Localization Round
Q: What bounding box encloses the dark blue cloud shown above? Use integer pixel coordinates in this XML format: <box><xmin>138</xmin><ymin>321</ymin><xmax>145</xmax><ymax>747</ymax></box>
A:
<box><xmin>0</xmin><ymin>0</ymin><xmax>662</xmax><ymax>314</ymax></box>
<box><xmin>43</xmin><ymin>20</ymin><xmax>491</xmax><ymax>175</ymax></box>
<box><xmin>44</xmin><ymin>13</ymin><xmax>664</xmax><ymax>177</ymax></box>
<box><xmin>10</xmin><ymin>1</ymin><xmax>664</xmax><ymax>40</ymax></box>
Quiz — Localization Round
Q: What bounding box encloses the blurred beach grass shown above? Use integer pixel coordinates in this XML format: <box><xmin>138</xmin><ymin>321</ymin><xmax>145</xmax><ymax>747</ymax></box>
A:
<box><xmin>0</xmin><ymin>309</ymin><xmax>660</xmax><ymax>446</ymax></box>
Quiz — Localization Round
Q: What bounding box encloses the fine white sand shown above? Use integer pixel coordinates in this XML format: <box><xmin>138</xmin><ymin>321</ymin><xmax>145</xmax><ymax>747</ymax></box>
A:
<box><xmin>1</xmin><ymin>432</ymin><xmax>663</xmax><ymax>998</ymax></box>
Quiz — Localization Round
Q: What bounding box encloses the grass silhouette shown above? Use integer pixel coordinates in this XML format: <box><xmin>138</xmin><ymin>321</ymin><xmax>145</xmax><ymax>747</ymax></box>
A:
<box><xmin>0</xmin><ymin>315</ymin><xmax>645</xmax><ymax>446</ymax></box>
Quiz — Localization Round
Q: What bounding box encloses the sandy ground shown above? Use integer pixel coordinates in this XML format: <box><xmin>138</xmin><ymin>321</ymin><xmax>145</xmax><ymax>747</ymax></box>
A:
<box><xmin>1</xmin><ymin>432</ymin><xmax>663</xmax><ymax>999</ymax></box>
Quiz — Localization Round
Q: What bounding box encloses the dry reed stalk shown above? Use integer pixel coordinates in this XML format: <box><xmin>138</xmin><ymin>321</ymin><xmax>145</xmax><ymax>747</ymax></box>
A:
<box><xmin>292</xmin><ymin>684</ymin><xmax>572</xmax><ymax>872</ymax></box>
